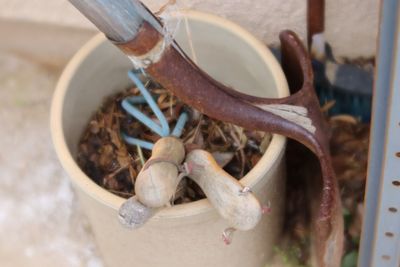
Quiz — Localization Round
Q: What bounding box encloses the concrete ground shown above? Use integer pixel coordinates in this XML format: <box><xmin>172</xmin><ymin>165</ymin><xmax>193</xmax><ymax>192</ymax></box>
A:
<box><xmin>0</xmin><ymin>52</ymin><xmax>103</xmax><ymax>267</ymax></box>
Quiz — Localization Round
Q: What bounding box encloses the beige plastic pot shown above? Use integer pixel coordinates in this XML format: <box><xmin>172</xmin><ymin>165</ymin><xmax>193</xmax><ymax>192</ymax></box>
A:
<box><xmin>51</xmin><ymin>10</ymin><xmax>289</xmax><ymax>267</ymax></box>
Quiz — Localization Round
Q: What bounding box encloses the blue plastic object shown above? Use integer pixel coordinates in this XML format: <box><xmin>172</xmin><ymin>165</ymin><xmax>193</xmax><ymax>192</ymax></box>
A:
<box><xmin>171</xmin><ymin>112</ymin><xmax>189</xmax><ymax>137</ymax></box>
<box><xmin>121</xmin><ymin>69</ymin><xmax>189</xmax><ymax>150</ymax></box>
<box><xmin>128</xmin><ymin>70</ymin><xmax>170</xmax><ymax>136</ymax></box>
<box><xmin>122</xmin><ymin>133</ymin><xmax>155</xmax><ymax>150</ymax></box>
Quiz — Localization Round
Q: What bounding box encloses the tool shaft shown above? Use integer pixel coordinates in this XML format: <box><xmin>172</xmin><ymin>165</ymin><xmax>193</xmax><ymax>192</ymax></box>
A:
<box><xmin>68</xmin><ymin>0</ymin><xmax>159</xmax><ymax>42</ymax></box>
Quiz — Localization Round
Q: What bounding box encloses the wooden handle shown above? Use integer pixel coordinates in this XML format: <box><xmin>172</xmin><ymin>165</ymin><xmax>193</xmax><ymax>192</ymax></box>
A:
<box><xmin>186</xmin><ymin>149</ymin><xmax>262</xmax><ymax>231</ymax></box>
<box><xmin>135</xmin><ymin>137</ymin><xmax>185</xmax><ymax>208</ymax></box>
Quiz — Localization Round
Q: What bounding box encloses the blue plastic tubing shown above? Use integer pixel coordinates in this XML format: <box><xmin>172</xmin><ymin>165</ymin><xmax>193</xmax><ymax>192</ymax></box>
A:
<box><xmin>121</xmin><ymin>69</ymin><xmax>188</xmax><ymax>150</ymax></box>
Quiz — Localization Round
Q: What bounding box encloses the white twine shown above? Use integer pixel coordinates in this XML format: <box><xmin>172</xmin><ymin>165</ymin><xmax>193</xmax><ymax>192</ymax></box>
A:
<box><xmin>129</xmin><ymin>0</ymin><xmax>198</xmax><ymax>68</ymax></box>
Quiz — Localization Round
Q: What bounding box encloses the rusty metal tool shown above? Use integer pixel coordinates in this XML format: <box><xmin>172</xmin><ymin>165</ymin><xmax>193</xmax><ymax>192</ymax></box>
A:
<box><xmin>68</xmin><ymin>1</ymin><xmax>343</xmax><ymax>266</ymax></box>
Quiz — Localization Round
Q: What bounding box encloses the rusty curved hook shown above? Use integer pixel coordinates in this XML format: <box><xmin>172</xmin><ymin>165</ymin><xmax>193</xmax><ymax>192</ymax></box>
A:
<box><xmin>67</xmin><ymin>1</ymin><xmax>343</xmax><ymax>265</ymax></box>
<box><xmin>65</xmin><ymin>2</ymin><xmax>343</xmax><ymax>265</ymax></box>
<box><xmin>116</xmin><ymin>23</ymin><xmax>343</xmax><ymax>267</ymax></box>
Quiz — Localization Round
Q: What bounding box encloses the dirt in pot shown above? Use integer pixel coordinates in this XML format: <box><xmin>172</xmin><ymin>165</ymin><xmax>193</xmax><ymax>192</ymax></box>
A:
<box><xmin>77</xmin><ymin>79</ymin><xmax>272</xmax><ymax>203</ymax></box>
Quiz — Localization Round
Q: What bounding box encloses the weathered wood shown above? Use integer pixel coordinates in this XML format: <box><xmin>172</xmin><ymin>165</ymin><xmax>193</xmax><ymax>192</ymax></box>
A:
<box><xmin>186</xmin><ymin>149</ymin><xmax>262</xmax><ymax>231</ymax></box>
<box><xmin>135</xmin><ymin>137</ymin><xmax>185</xmax><ymax>208</ymax></box>
<box><xmin>126</xmin><ymin>138</ymin><xmax>263</xmax><ymax>232</ymax></box>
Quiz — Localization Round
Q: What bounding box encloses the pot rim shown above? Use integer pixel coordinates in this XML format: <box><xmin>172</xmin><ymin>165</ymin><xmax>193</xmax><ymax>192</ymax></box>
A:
<box><xmin>50</xmin><ymin>10</ymin><xmax>289</xmax><ymax>219</ymax></box>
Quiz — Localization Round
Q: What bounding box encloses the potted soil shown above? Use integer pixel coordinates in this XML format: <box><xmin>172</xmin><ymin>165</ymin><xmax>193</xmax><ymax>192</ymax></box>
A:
<box><xmin>51</xmin><ymin>10</ymin><xmax>289</xmax><ymax>267</ymax></box>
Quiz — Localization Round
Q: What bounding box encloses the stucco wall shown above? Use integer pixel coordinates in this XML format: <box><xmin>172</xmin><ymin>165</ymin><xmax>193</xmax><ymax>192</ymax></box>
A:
<box><xmin>0</xmin><ymin>0</ymin><xmax>379</xmax><ymax>58</ymax></box>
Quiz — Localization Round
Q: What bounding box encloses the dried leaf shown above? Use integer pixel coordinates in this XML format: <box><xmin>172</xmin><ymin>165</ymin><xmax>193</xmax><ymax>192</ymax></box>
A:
<box><xmin>89</xmin><ymin>120</ymin><xmax>100</xmax><ymax>134</ymax></box>
<box><xmin>321</xmin><ymin>100</ymin><xmax>336</xmax><ymax>113</ymax></box>
<box><xmin>117</xmin><ymin>154</ymin><xmax>131</xmax><ymax>169</ymax></box>
<box><xmin>330</xmin><ymin>114</ymin><xmax>359</xmax><ymax>124</ymax></box>
<box><xmin>109</xmin><ymin>130</ymin><xmax>123</xmax><ymax>149</ymax></box>
<box><xmin>157</xmin><ymin>93</ymin><xmax>168</xmax><ymax>105</ymax></box>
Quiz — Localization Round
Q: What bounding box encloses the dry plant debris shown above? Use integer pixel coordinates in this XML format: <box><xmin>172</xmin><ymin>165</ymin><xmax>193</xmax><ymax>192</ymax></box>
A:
<box><xmin>77</xmin><ymin>82</ymin><xmax>271</xmax><ymax>203</ymax></box>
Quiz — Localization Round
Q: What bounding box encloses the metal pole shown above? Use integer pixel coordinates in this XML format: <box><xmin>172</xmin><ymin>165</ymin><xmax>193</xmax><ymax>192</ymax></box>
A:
<box><xmin>68</xmin><ymin>0</ymin><xmax>161</xmax><ymax>43</ymax></box>
<box><xmin>358</xmin><ymin>0</ymin><xmax>400</xmax><ymax>266</ymax></box>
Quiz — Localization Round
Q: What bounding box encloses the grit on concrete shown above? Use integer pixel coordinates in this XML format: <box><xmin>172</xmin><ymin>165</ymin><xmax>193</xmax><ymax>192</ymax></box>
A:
<box><xmin>0</xmin><ymin>52</ymin><xmax>103</xmax><ymax>267</ymax></box>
